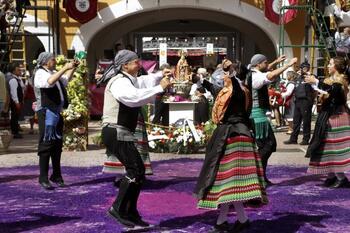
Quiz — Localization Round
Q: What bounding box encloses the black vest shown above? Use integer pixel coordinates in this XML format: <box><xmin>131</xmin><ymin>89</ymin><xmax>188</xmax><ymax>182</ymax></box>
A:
<box><xmin>8</xmin><ymin>75</ymin><xmax>23</xmax><ymax>103</ymax></box>
<box><xmin>39</xmin><ymin>68</ymin><xmax>69</xmax><ymax>110</ymax></box>
<box><xmin>294</xmin><ymin>75</ymin><xmax>314</xmax><ymax>101</ymax></box>
<box><xmin>246</xmin><ymin>71</ymin><xmax>270</xmax><ymax>110</ymax></box>
<box><xmin>116</xmin><ymin>75</ymin><xmax>140</xmax><ymax>132</ymax></box>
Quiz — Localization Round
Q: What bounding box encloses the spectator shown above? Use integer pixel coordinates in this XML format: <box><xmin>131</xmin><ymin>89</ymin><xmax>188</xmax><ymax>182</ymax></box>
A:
<box><xmin>34</xmin><ymin>52</ymin><xmax>79</xmax><ymax>190</ymax></box>
<box><xmin>6</xmin><ymin>62</ymin><xmax>25</xmax><ymax>138</ymax></box>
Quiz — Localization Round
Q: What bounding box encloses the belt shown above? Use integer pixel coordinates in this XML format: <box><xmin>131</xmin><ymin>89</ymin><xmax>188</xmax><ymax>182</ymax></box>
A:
<box><xmin>103</xmin><ymin>123</ymin><xmax>135</xmax><ymax>142</ymax></box>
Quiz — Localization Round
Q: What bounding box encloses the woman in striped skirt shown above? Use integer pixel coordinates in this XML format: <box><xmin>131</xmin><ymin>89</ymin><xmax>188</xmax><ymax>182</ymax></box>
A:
<box><xmin>306</xmin><ymin>56</ymin><xmax>350</xmax><ymax>188</ymax></box>
<box><xmin>194</xmin><ymin>60</ymin><xmax>267</xmax><ymax>233</ymax></box>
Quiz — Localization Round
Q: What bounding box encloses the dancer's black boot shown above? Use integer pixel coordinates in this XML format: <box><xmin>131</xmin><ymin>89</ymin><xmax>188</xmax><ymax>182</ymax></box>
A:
<box><xmin>127</xmin><ymin>182</ymin><xmax>149</xmax><ymax>227</ymax></box>
<box><xmin>108</xmin><ymin>177</ymin><xmax>135</xmax><ymax>227</ymax></box>
<box><xmin>39</xmin><ymin>155</ymin><xmax>53</xmax><ymax>190</ymax></box>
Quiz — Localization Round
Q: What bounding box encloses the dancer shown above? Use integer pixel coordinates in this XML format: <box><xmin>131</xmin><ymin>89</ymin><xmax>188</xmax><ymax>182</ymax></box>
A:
<box><xmin>194</xmin><ymin>59</ymin><xmax>267</xmax><ymax>233</ymax></box>
<box><xmin>33</xmin><ymin>52</ymin><xmax>78</xmax><ymax>190</ymax></box>
<box><xmin>306</xmin><ymin>56</ymin><xmax>350</xmax><ymax>188</ymax></box>
<box><xmin>247</xmin><ymin>54</ymin><xmax>297</xmax><ymax>184</ymax></box>
<box><xmin>99</xmin><ymin>50</ymin><xmax>171</xmax><ymax>228</ymax></box>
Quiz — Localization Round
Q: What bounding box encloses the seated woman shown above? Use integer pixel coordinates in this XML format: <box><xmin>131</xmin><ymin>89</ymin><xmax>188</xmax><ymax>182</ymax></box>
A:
<box><xmin>306</xmin><ymin>56</ymin><xmax>350</xmax><ymax>188</ymax></box>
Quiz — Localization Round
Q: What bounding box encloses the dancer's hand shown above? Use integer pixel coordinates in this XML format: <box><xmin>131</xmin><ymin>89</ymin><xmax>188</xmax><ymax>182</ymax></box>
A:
<box><xmin>288</xmin><ymin>57</ymin><xmax>298</xmax><ymax>67</ymax></box>
<box><xmin>160</xmin><ymin>77</ymin><xmax>171</xmax><ymax>89</ymax></box>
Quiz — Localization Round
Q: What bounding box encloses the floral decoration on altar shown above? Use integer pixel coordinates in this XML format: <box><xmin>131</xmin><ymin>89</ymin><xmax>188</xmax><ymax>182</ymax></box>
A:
<box><xmin>147</xmin><ymin>119</ymin><xmax>214</xmax><ymax>154</ymax></box>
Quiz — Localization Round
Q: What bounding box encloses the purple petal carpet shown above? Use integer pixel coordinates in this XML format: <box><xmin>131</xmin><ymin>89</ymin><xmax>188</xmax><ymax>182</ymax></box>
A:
<box><xmin>0</xmin><ymin>158</ymin><xmax>350</xmax><ymax>233</ymax></box>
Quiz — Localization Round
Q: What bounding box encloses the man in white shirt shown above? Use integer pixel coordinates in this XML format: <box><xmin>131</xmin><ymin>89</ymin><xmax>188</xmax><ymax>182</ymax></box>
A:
<box><xmin>34</xmin><ymin>52</ymin><xmax>77</xmax><ymax>190</ymax></box>
<box><xmin>247</xmin><ymin>54</ymin><xmax>297</xmax><ymax>185</ymax></box>
<box><xmin>100</xmin><ymin>50</ymin><xmax>171</xmax><ymax>228</ymax></box>
<box><xmin>6</xmin><ymin>62</ymin><xmax>25</xmax><ymax>138</ymax></box>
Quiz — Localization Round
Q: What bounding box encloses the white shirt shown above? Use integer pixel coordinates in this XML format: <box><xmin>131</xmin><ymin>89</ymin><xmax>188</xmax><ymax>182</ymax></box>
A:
<box><xmin>251</xmin><ymin>69</ymin><xmax>272</xmax><ymax>90</ymax></box>
<box><xmin>8</xmin><ymin>74</ymin><xmax>25</xmax><ymax>104</ymax></box>
<box><xmin>281</xmin><ymin>82</ymin><xmax>295</xmax><ymax>99</ymax></box>
<box><xmin>34</xmin><ymin>68</ymin><xmax>68</xmax><ymax>106</ymax></box>
<box><xmin>110</xmin><ymin>71</ymin><xmax>164</xmax><ymax>108</ymax></box>
<box><xmin>190</xmin><ymin>82</ymin><xmax>213</xmax><ymax>100</ymax></box>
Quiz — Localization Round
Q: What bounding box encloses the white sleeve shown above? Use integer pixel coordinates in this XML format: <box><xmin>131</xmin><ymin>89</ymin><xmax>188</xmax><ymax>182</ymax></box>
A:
<box><xmin>204</xmin><ymin>90</ymin><xmax>213</xmax><ymax>100</ymax></box>
<box><xmin>252</xmin><ymin>72</ymin><xmax>272</xmax><ymax>90</ymax></box>
<box><xmin>281</xmin><ymin>83</ymin><xmax>295</xmax><ymax>98</ymax></box>
<box><xmin>34</xmin><ymin>69</ymin><xmax>54</xmax><ymax>88</ymax></box>
<box><xmin>137</xmin><ymin>71</ymin><xmax>163</xmax><ymax>88</ymax></box>
<box><xmin>189</xmin><ymin>84</ymin><xmax>197</xmax><ymax>96</ymax></box>
<box><xmin>9</xmin><ymin>79</ymin><xmax>19</xmax><ymax>103</ymax></box>
<box><xmin>110</xmin><ymin>78</ymin><xmax>164</xmax><ymax>108</ymax></box>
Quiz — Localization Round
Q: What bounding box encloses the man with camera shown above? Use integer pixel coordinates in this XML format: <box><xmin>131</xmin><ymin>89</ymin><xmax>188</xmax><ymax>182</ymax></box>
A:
<box><xmin>33</xmin><ymin>52</ymin><xmax>79</xmax><ymax>190</ymax></box>
<box><xmin>284</xmin><ymin>62</ymin><xmax>316</xmax><ymax>145</ymax></box>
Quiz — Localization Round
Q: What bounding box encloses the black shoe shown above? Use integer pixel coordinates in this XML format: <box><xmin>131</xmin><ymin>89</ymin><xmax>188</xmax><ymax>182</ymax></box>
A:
<box><xmin>129</xmin><ymin>214</ymin><xmax>150</xmax><ymax>227</ymax></box>
<box><xmin>108</xmin><ymin>207</ymin><xmax>135</xmax><ymax>228</ymax></box>
<box><xmin>13</xmin><ymin>134</ymin><xmax>23</xmax><ymax>139</ymax></box>
<box><xmin>283</xmin><ymin>140</ymin><xmax>297</xmax><ymax>145</ymax></box>
<box><xmin>331</xmin><ymin>177</ymin><xmax>349</xmax><ymax>188</ymax></box>
<box><xmin>39</xmin><ymin>180</ymin><xmax>54</xmax><ymax>190</ymax></box>
<box><xmin>208</xmin><ymin>221</ymin><xmax>230</xmax><ymax>233</ymax></box>
<box><xmin>231</xmin><ymin>220</ymin><xmax>250</xmax><ymax>233</ymax></box>
<box><xmin>299</xmin><ymin>141</ymin><xmax>309</xmax><ymax>145</ymax></box>
<box><xmin>50</xmin><ymin>177</ymin><xmax>65</xmax><ymax>187</ymax></box>
<box><xmin>323</xmin><ymin>177</ymin><xmax>337</xmax><ymax>187</ymax></box>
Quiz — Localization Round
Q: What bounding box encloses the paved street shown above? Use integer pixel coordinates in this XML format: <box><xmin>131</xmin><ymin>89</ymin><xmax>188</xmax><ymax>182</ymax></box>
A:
<box><xmin>0</xmin><ymin>121</ymin><xmax>310</xmax><ymax>168</ymax></box>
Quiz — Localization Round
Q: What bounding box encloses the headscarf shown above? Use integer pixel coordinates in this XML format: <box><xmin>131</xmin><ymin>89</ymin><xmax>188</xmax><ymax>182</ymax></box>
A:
<box><xmin>250</xmin><ymin>54</ymin><xmax>267</xmax><ymax>67</ymax></box>
<box><xmin>97</xmin><ymin>49</ymin><xmax>138</xmax><ymax>85</ymax></box>
<box><xmin>32</xmin><ymin>52</ymin><xmax>55</xmax><ymax>80</ymax></box>
<box><xmin>36</xmin><ymin>52</ymin><xmax>55</xmax><ymax>67</ymax></box>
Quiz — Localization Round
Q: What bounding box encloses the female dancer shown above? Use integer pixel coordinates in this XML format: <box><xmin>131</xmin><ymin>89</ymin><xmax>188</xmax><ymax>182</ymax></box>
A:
<box><xmin>306</xmin><ymin>56</ymin><xmax>350</xmax><ymax>188</ymax></box>
<box><xmin>194</xmin><ymin>59</ymin><xmax>267</xmax><ymax>233</ymax></box>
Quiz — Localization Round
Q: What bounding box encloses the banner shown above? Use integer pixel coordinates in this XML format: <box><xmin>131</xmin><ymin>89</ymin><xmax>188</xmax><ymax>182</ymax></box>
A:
<box><xmin>159</xmin><ymin>43</ymin><xmax>167</xmax><ymax>67</ymax></box>
<box><xmin>63</xmin><ymin>0</ymin><xmax>97</xmax><ymax>24</ymax></box>
<box><xmin>264</xmin><ymin>0</ymin><xmax>298</xmax><ymax>24</ymax></box>
<box><xmin>206</xmin><ymin>43</ymin><xmax>214</xmax><ymax>55</ymax></box>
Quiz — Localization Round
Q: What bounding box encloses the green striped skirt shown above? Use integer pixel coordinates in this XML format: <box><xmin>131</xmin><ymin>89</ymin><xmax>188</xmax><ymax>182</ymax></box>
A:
<box><xmin>198</xmin><ymin>135</ymin><xmax>268</xmax><ymax>210</ymax></box>
<box><xmin>308</xmin><ymin>112</ymin><xmax>350</xmax><ymax>174</ymax></box>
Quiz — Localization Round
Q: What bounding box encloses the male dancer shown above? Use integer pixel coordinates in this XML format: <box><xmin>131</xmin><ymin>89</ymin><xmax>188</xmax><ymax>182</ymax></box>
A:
<box><xmin>247</xmin><ymin>54</ymin><xmax>297</xmax><ymax>184</ymax></box>
<box><xmin>99</xmin><ymin>50</ymin><xmax>171</xmax><ymax>228</ymax></box>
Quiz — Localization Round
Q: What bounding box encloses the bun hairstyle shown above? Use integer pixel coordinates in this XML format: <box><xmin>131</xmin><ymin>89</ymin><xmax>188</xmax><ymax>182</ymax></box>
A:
<box><xmin>222</xmin><ymin>59</ymin><xmax>233</xmax><ymax>72</ymax></box>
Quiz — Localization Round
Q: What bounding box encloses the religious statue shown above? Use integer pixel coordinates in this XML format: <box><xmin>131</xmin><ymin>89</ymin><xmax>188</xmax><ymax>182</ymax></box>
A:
<box><xmin>175</xmin><ymin>49</ymin><xmax>191</xmax><ymax>81</ymax></box>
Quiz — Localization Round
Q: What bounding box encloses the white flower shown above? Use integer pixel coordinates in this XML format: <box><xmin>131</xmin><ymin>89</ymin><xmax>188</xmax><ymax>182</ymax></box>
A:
<box><xmin>149</xmin><ymin>141</ymin><xmax>156</xmax><ymax>149</ymax></box>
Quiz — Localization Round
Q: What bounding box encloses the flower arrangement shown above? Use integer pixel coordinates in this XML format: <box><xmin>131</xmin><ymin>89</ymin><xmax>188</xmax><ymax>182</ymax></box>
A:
<box><xmin>55</xmin><ymin>53</ymin><xmax>89</xmax><ymax>151</ymax></box>
<box><xmin>147</xmin><ymin>127</ymin><xmax>169</xmax><ymax>153</ymax></box>
<box><xmin>167</xmin><ymin>125</ymin><xmax>206</xmax><ymax>154</ymax></box>
<box><xmin>148</xmin><ymin>123</ymin><xmax>208</xmax><ymax>154</ymax></box>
